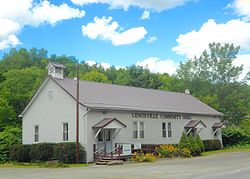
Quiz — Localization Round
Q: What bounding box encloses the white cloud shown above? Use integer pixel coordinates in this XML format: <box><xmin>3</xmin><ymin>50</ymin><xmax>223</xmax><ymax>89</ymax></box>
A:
<box><xmin>0</xmin><ymin>0</ymin><xmax>85</xmax><ymax>49</ymax></box>
<box><xmin>147</xmin><ymin>36</ymin><xmax>157</xmax><ymax>44</ymax></box>
<box><xmin>229</xmin><ymin>0</ymin><xmax>250</xmax><ymax>21</ymax></box>
<box><xmin>136</xmin><ymin>57</ymin><xmax>178</xmax><ymax>75</ymax></box>
<box><xmin>85</xmin><ymin>60</ymin><xmax>124</xmax><ymax>70</ymax></box>
<box><xmin>141</xmin><ymin>10</ymin><xmax>150</xmax><ymax>20</ymax></box>
<box><xmin>82</xmin><ymin>16</ymin><xmax>147</xmax><ymax>46</ymax></box>
<box><xmin>100</xmin><ymin>62</ymin><xmax>111</xmax><ymax>69</ymax></box>
<box><xmin>85</xmin><ymin>60</ymin><xmax>97</xmax><ymax>66</ymax></box>
<box><xmin>29</xmin><ymin>1</ymin><xmax>86</xmax><ymax>26</ymax></box>
<box><xmin>173</xmin><ymin>19</ymin><xmax>250</xmax><ymax>58</ymax></box>
<box><xmin>71</xmin><ymin>0</ymin><xmax>192</xmax><ymax>11</ymax></box>
<box><xmin>233</xmin><ymin>54</ymin><xmax>250</xmax><ymax>81</ymax></box>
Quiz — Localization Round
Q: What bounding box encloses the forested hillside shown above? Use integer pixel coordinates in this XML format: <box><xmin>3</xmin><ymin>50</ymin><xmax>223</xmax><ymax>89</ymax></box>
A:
<box><xmin>0</xmin><ymin>43</ymin><xmax>249</xmax><ymax>147</ymax></box>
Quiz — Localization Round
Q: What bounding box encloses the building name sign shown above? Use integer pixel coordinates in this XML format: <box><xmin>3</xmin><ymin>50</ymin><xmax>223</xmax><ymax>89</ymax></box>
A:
<box><xmin>132</xmin><ymin>112</ymin><xmax>191</xmax><ymax>120</ymax></box>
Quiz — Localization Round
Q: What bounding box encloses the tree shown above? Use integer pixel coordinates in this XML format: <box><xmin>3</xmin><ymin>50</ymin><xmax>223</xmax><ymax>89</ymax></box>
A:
<box><xmin>176</xmin><ymin>43</ymin><xmax>248</xmax><ymax>125</ymax></box>
<box><xmin>0</xmin><ymin>97</ymin><xmax>16</xmax><ymax>131</ymax></box>
<box><xmin>0</xmin><ymin>67</ymin><xmax>46</xmax><ymax>115</ymax></box>
<box><xmin>177</xmin><ymin>43</ymin><xmax>243</xmax><ymax>84</ymax></box>
<box><xmin>80</xmin><ymin>71</ymin><xmax>110</xmax><ymax>83</ymax></box>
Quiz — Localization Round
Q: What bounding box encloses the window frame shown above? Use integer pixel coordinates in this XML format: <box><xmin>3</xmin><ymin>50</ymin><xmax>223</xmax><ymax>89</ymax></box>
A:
<box><xmin>167</xmin><ymin>122</ymin><xmax>172</xmax><ymax>138</ymax></box>
<box><xmin>34</xmin><ymin>125</ymin><xmax>39</xmax><ymax>143</ymax></box>
<box><xmin>162</xmin><ymin>122</ymin><xmax>173</xmax><ymax>138</ymax></box>
<box><xmin>63</xmin><ymin>122</ymin><xmax>69</xmax><ymax>142</ymax></box>
<box><xmin>162</xmin><ymin>123</ymin><xmax>167</xmax><ymax>138</ymax></box>
<box><xmin>133</xmin><ymin>121</ymin><xmax>145</xmax><ymax>140</ymax></box>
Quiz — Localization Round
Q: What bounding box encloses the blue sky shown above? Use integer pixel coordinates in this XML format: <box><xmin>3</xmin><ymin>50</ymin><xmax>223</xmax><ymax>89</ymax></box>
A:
<box><xmin>0</xmin><ymin>0</ymin><xmax>250</xmax><ymax>78</ymax></box>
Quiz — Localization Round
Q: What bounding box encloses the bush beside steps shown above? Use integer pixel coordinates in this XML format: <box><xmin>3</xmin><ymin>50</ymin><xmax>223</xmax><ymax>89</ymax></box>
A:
<box><xmin>9</xmin><ymin>142</ymin><xmax>85</xmax><ymax>164</ymax></box>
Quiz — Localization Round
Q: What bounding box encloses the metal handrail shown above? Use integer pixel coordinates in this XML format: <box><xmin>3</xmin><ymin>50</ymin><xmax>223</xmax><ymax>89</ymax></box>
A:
<box><xmin>94</xmin><ymin>146</ymin><xmax>105</xmax><ymax>154</ymax></box>
<box><xmin>108</xmin><ymin>145</ymin><xmax>121</xmax><ymax>160</ymax></box>
<box><xmin>108</xmin><ymin>145</ymin><xmax>120</xmax><ymax>154</ymax></box>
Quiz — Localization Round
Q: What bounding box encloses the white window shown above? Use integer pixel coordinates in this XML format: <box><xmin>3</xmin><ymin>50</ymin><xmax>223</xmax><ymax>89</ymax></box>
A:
<box><xmin>133</xmin><ymin>121</ymin><xmax>144</xmax><ymax>139</ymax></box>
<box><xmin>162</xmin><ymin>123</ymin><xmax>166</xmax><ymax>138</ymax></box>
<box><xmin>162</xmin><ymin>122</ymin><xmax>172</xmax><ymax>138</ymax></box>
<box><xmin>34</xmin><ymin>125</ymin><xmax>39</xmax><ymax>142</ymax></box>
<box><xmin>167</xmin><ymin>122</ymin><xmax>172</xmax><ymax>138</ymax></box>
<box><xmin>63</xmin><ymin>123</ymin><xmax>68</xmax><ymax>141</ymax></box>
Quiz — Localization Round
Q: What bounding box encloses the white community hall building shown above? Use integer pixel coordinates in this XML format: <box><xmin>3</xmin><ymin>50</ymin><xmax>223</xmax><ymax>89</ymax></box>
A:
<box><xmin>20</xmin><ymin>62</ymin><xmax>224</xmax><ymax>163</ymax></box>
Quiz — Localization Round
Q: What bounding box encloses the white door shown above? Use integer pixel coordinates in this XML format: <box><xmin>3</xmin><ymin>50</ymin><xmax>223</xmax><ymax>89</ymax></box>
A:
<box><xmin>97</xmin><ymin>129</ymin><xmax>112</xmax><ymax>154</ymax></box>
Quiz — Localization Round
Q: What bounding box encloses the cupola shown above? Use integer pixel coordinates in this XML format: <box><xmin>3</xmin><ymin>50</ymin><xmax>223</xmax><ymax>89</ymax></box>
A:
<box><xmin>47</xmin><ymin>62</ymin><xmax>65</xmax><ymax>79</ymax></box>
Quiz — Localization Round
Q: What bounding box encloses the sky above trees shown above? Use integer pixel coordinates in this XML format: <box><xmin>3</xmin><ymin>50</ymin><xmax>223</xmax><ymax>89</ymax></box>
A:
<box><xmin>0</xmin><ymin>0</ymin><xmax>249</xmax><ymax>79</ymax></box>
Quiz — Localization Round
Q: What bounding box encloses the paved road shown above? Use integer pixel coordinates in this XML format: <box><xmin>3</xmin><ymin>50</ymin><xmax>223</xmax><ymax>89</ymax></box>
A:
<box><xmin>1</xmin><ymin>152</ymin><xmax>250</xmax><ymax>179</ymax></box>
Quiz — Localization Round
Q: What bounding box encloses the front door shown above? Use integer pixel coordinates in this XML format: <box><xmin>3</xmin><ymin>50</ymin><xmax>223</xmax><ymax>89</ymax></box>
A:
<box><xmin>97</xmin><ymin>129</ymin><xmax>112</xmax><ymax>155</ymax></box>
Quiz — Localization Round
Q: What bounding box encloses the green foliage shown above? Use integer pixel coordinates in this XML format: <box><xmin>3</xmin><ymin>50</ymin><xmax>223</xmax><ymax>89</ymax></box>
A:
<box><xmin>0</xmin><ymin>126</ymin><xmax>21</xmax><ymax>161</ymax></box>
<box><xmin>222</xmin><ymin>127</ymin><xmax>250</xmax><ymax>146</ymax></box>
<box><xmin>9</xmin><ymin>142</ymin><xmax>86</xmax><ymax>164</ymax></box>
<box><xmin>195</xmin><ymin>135</ymin><xmax>205</xmax><ymax>153</ymax></box>
<box><xmin>9</xmin><ymin>144</ymin><xmax>31</xmax><ymax>162</ymax></box>
<box><xmin>29</xmin><ymin>143</ymin><xmax>55</xmax><ymax>162</ymax></box>
<box><xmin>0</xmin><ymin>97</ymin><xmax>16</xmax><ymax>131</ymax></box>
<box><xmin>176</xmin><ymin>43</ymin><xmax>249</xmax><ymax>125</ymax></box>
<box><xmin>80</xmin><ymin>70</ymin><xmax>110</xmax><ymax>83</ymax></box>
<box><xmin>53</xmin><ymin>142</ymin><xmax>85</xmax><ymax>164</ymax></box>
<box><xmin>0</xmin><ymin>67</ymin><xmax>46</xmax><ymax>115</ymax></box>
<box><xmin>178</xmin><ymin>133</ymin><xmax>204</xmax><ymax>156</ymax></box>
<box><xmin>203</xmin><ymin>139</ymin><xmax>222</xmax><ymax>151</ymax></box>
<box><xmin>178</xmin><ymin>132</ymin><xmax>192</xmax><ymax>150</ymax></box>
<box><xmin>239</xmin><ymin>118</ymin><xmax>250</xmax><ymax>133</ymax></box>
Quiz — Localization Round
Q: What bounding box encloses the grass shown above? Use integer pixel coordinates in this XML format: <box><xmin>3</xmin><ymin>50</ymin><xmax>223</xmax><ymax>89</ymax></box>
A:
<box><xmin>202</xmin><ymin>147</ymin><xmax>250</xmax><ymax>156</ymax></box>
<box><xmin>0</xmin><ymin>162</ymin><xmax>91</xmax><ymax>168</ymax></box>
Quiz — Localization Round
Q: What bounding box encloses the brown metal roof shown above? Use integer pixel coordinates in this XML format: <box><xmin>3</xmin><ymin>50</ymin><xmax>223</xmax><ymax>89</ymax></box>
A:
<box><xmin>212</xmin><ymin>122</ymin><xmax>225</xmax><ymax>128</ymax></box>
<box><xmin>184</xmin><ymin>120</ymin><xmax>207</xmax><ymax>128</ymax></box>
<box><xmin>92</xmin><ymin>118</ymin><xmax>127</xmax><ymax>128</ymax></box>
<box><xmin>51</xmin><ymin>76</ymin><xmax>223</xmax><ymax>116</ymax></box>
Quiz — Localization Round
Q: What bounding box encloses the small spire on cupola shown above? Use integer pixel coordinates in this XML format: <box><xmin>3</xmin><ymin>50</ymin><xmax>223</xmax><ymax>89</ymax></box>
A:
<box><xmin>47</xmin><ymin>62</ymin><xmax>65</xmax><ymax>79</ymax></box>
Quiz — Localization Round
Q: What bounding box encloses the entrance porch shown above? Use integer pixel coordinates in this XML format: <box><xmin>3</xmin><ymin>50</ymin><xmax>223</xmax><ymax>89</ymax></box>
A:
<box><xmin>92</xmin><ymin>118</ymin><xmax>131</xmax><ymax>163</ymax></box>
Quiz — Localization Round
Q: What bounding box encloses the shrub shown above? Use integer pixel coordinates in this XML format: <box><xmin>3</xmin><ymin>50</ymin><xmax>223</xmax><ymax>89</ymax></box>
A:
<box><xmin>189</xmin><ymin>135</ymin><xmax>201</xmax><ymax>156</ymax></box>
<box><xmin>9</xmin><ymin>144</ymin><xmax>30</xmax><ymax>162</ymax></box>
<box><xmin>178</xmin><ymin>148</ymin><xmax>192</xmax><ymax>158</ymax></box>
<box><xmin>53</xmin><ymin>142</ymin><xmax>85</xmax><ymax>164</ymax></box>
<box><xmin>222</xmin><ymin>127</ymin><xmax>250</xmax><ymax>146</ymax></box>
<box><xmin>195</xmin><ymin>135</ymin><xmax>205</xmax><ymax>154</ymax></box>
<box><xmin>29</xmin><ymin>143</ymin><xmax>55</xmax><ymax>162</ymax></box>
<box><xmin>178</xmin><ymin>132</ymin><xmax>204</xmax><ymax>156</ymax></box>
<box><xmin>0</xmin><ymin>126</ymin><xmax>21</xmax><ymax>162</ymax></box>
<box><xmin>203</xmin><ymin>139</ymin><xmax>222</xmax><ymax>151</ymax></box>
<box><xmin>178</xmin><ymin>132</ymin><xmax>192</xmax><ymax>150</ymax></box>
<box><xmin>157</xmin><ymin>144</ymin><xmax>178</xmax><ymax>158</ymax></box>
<box><xmin>132</xmin><ymin>151</ymin><xmax>157</xmax><ymax>162</ymax></box>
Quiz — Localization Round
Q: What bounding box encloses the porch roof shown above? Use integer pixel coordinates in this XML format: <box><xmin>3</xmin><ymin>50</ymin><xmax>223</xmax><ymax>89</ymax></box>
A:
<box><xmin>93</xmin><ymin>118</ymin><xmax>127</xmax><ymax>129</ymax></box>
<box><xmin>184</xmin><ymin>120</ymin><xmax>207</xmax><ymax>129</ymax></box>
<box><xmin>212</xmin><ymin>122</ymin><xmax>225</xmax><ymax>129</ymax></box>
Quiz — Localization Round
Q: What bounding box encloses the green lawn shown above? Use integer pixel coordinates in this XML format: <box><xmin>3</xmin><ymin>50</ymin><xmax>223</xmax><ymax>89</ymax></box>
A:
<box><xmin>202</xmin><ymin>147</ymin><xmax>250</xmax><ymax>156</ymax></box>
<box><xmin>0</xmin><ymin>162</ymin><xmax>91</xmax><ymax>168</ymax></box>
